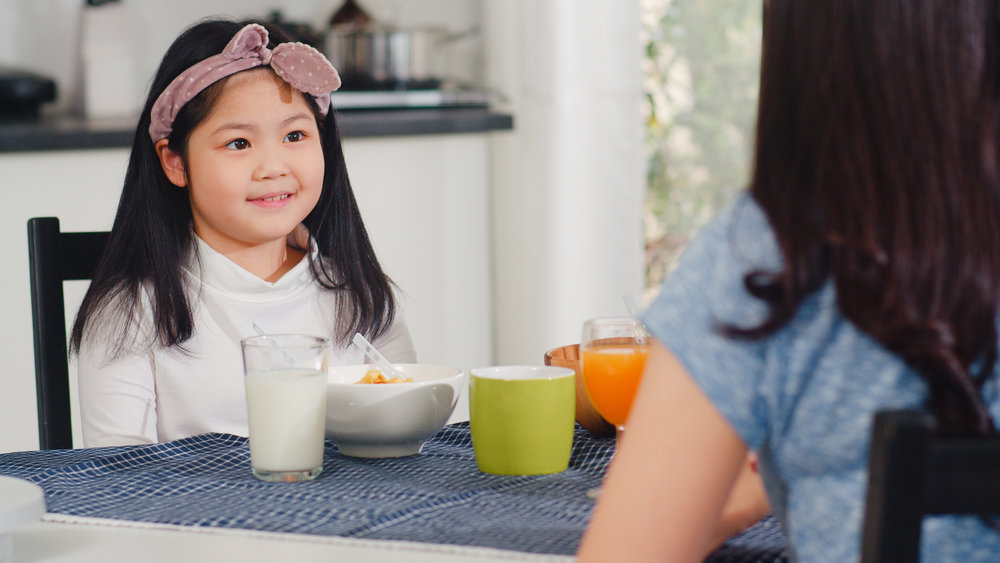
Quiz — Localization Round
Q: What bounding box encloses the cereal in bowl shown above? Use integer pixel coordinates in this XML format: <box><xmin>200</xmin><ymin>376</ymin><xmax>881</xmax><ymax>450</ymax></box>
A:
<box><xmin>355</xmin><ymin>369</ymin><xmax>414</xmax><ymax>384</ymax></box>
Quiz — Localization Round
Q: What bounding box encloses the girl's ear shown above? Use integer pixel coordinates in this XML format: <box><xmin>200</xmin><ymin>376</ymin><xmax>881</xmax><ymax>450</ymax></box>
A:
<box><xmin>155</xmin><ymin>139</ymin><xmax>188</xmax><ymax>187</ymax></box>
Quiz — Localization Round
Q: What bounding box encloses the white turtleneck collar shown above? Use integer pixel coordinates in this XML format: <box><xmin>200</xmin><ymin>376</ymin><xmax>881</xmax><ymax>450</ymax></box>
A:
<box><xmin>183</xmin><ymin>225</ymin><xmax>318</xmax><ymax>302</ymax></box>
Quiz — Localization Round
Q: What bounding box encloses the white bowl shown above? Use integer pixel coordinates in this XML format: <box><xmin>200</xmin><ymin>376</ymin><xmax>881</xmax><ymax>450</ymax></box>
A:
<box><xmin>326</xmin><ymin>364</ymin><xmax>466</xmax><ymax>458</ymax></box>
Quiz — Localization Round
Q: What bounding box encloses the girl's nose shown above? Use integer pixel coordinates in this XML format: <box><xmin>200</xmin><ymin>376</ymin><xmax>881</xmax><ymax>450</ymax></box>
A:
<box><xmin>252</xmin><ymin>151</ymin><xmax>290</xmax><ymax>181</ymax></box>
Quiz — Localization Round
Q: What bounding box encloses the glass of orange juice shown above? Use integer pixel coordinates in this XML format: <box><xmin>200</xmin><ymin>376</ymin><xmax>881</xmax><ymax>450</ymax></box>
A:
<box><xmin>580</xmin><ymin>317</ymin><xmax>649</xmax><ymax>433</ymax></box>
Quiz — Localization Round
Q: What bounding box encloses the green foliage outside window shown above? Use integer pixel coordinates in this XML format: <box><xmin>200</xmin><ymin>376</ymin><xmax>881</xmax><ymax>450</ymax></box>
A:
<box><xmin>641</xmin><ymin>1</ymin><xmax>762</xmax><ymax>299</ymax></box>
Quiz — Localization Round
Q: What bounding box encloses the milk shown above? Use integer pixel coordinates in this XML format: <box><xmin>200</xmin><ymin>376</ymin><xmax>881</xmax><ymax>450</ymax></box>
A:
<box><xmin>244</xmin><ymin>369</ymin><xmax>327</xmax><ymax>474</ymax></box>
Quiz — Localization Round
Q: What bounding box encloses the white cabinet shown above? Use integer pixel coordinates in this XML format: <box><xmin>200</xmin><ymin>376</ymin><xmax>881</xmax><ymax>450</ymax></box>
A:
<box><xmin>0</xmin><ymin>134</ymin><xmax>492</xmax><ymax>452</ymax></box>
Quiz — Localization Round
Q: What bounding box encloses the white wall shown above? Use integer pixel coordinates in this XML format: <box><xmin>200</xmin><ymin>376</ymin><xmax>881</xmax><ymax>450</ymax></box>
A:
<box><xmin>0</xmin><ymin>149</ymin><xmax>125</xmax><ymax>453</ymax></box>
<box><xmin>483</xmin><ymin>0</ymin><xmax>645</xmax><ymax>364</ymax></box>
<box><xmin>345</xmin><ymin>135</ymin><xmax>493</xmax><ymax>374</ymax></box>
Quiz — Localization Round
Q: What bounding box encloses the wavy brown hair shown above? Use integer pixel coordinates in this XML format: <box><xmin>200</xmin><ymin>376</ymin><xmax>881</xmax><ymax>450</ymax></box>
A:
<box><xmin>732</xmin><ymin>0</ymin><xmax>1000</xmax><ymax>436</ymax></box>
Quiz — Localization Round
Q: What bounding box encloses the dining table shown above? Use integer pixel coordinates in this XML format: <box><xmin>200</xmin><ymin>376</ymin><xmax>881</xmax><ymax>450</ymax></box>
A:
<box><xmin>0</xmin><ymin>422</ymin><xmax>788</xmax><ymax>562</ymax></box>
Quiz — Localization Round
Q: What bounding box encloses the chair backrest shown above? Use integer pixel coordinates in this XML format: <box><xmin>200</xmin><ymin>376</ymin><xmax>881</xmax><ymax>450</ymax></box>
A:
<box><xmin>27</xmin><ymin>217</ymin><xmax>109</xmax><ymax>450</ymax></box>
<box><xmin>861</xmin><ymin>409</ymin><xmax>1000</xmax><ymax>562</ymax></box>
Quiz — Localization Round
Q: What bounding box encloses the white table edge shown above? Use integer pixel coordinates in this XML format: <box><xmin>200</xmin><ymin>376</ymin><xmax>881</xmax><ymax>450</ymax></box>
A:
<box><xmin>6</xmin><ymin>513</ymin><xmax>575</xmax><ymax>563</ymax></box>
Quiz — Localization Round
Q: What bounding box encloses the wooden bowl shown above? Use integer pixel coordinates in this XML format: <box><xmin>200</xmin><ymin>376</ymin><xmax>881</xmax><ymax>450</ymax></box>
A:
<box><xmin>544</xmin><ymin>344</ymin><xmax>615</xmax><ymax>438</ymax></box>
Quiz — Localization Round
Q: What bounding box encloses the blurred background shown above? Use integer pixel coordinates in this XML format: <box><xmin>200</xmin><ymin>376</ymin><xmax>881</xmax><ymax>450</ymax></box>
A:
<box><xmin>0</xmin><ymin>0</ymin><xmax>760</xmax><ymax>451</ymax></box>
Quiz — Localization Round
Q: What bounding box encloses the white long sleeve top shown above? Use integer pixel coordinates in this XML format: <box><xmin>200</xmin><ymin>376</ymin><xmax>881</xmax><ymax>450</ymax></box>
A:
<box><xmin>77</xmin><ymin>235</ymin><xmax>416</xmax><ymax>447</ymax></box>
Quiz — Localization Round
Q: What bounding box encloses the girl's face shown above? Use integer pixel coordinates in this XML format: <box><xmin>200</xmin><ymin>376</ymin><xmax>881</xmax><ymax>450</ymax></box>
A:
<box><xmin>158</xmin><ymin>68</ymin><xmax>324</xmax><ymax>257</ymax></box>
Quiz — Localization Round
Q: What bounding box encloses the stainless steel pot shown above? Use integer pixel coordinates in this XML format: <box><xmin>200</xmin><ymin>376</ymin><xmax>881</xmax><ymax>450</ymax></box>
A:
<box><xmin>324</xmin><ymin>24</ymin><xmax>471</xmax><ymax>90</ymax></box>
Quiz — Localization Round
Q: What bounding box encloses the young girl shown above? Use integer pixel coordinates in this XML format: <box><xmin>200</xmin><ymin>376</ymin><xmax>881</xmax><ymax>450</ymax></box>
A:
<box><xmin>71</xmin><ymin>19</ymin><xmax>415</xmax><ymax>447</ymax></box>
<box><xmin>579</xmin><ymin>1</ymin><xmax>1000</xmax><ymax>561</ymax></box>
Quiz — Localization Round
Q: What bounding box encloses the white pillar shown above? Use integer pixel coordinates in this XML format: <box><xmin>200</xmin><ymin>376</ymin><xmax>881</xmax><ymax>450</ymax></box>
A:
<box><xmin>484</xmin><ymin>0</ymin><xmax>645</xmax><ymax>364</ymax></box>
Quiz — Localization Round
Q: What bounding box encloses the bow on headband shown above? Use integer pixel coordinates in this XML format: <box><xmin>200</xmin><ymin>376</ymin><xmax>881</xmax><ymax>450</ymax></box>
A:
<box><xmin>148</xmin><ymin>24</ymin><xmax>342</xmax><ymax>142</ymax></box>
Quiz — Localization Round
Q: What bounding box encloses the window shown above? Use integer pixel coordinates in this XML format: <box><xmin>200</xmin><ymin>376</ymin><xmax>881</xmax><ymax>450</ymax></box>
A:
<box><xmin>641</xmin><ymin>1</ymin><xmax>762</xmax><ymax>298</ymax></box>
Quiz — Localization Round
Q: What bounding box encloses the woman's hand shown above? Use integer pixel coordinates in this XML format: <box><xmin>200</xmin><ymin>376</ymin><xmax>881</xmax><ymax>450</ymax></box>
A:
<box><xmin>707</xmin><ymin>452</ymin><xmax>771</xmax><ymax>550</ymax></box>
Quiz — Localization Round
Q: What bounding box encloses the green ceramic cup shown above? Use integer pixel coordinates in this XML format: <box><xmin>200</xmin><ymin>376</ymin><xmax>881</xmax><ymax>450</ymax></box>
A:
<box><xmin>469</xmin><ymin>365</ymin><xmax>576</xmax><ymax>475</ymax></box>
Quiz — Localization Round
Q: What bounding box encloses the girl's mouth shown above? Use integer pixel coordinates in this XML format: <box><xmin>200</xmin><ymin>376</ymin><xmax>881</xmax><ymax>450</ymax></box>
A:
<box><xmin>254</xmin><ymin>194</ymin><xmax>290</xmax><ymax>202</ymax></box>
<box><xmin>249</xmin><ymin>193</ymin><xmax>293</xmax><ymax>208</ymax></box>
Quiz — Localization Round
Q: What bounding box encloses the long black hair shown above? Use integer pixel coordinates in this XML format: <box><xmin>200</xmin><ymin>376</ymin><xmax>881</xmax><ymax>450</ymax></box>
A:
<box><xmin>70</xmin><ymin>18</ymin><xmax>396</xmax><ymax>354</ymax></box>
<box><xmin>730</xmin><ymin>0</ymin><xmax>1000</xmax><ymax>437</ymax></box>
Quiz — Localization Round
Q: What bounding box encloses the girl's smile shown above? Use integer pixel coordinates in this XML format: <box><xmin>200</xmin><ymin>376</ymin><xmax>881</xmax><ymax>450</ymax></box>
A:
<box><xmin>249</xmin><ymin>192</ymin><xmax>295</xmax><ymax>207</ymax></box>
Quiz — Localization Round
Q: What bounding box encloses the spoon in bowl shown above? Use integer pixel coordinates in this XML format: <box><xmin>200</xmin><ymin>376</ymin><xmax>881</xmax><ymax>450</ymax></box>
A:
<box><xmin>351</xmin><ymin>332</ymin><xmax>406</xmax><ymax>380</ymax></box>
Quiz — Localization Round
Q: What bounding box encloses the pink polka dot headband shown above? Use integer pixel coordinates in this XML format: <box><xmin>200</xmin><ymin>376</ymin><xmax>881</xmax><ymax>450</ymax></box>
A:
<box><xmin>148</xmin><ymin>23</ymin><xmax>342</xmax><ymax>142</ymax></box>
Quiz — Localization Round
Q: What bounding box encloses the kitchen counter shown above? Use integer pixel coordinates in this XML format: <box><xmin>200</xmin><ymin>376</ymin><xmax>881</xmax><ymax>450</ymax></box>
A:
<box><xmin>0</xmin><ymin>107</ymin><xmax>513</xmax><ymax>152</ymax></box>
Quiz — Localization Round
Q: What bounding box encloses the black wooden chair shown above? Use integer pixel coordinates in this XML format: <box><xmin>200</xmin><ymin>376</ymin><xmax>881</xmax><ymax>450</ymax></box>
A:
<box><xmin>861</xmin><ymin>409</ymin><xmax>1000</xmax><ymax>562</ymax></box>
<box><xmin>27</xmin><ymin>217</ymin><xmax>109</xmax><ymax>450</ymax></box>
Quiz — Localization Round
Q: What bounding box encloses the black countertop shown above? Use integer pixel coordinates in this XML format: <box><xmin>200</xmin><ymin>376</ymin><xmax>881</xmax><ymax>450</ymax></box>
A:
<box><xmin>0</xmin><ymin>107</ymin><xmax>514</xmax><ymax>153</ymax></box>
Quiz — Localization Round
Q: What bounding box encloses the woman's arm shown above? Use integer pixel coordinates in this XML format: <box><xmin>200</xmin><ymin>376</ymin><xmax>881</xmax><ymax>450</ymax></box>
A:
<box><xmin>709</xmin><ymin>451</ymin><xmax>770</xmax><ymax>550</ymax></box>
<box><xmin>577</xmin><ymin>339</ymin><xmax>764</xmax><ymax>562</ymax></box>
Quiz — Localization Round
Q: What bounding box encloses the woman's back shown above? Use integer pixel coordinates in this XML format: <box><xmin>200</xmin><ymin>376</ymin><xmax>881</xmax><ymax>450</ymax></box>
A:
<box><xmin>642</xmin><ymin>193</ymin><xmax>1000</xmax><ymax>560</ymax></box>
<box><xmin>580</xmin><ymin>2</ymin><xmax>1000</xmax><ymax>560</ymax></box>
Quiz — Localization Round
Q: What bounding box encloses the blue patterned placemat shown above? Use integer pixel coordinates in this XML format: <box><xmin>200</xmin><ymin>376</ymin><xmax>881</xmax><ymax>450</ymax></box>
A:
<box><xmin>0</xmin><ymin>423</ymin><xmax>787</xmax><ymax>559</ymax></box>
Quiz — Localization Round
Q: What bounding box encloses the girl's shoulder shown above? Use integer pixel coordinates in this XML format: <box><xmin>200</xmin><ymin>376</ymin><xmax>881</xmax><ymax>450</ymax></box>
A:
<box><xmin>79</xmin><ymin>282</ymin><xmax>159</xmax><ymax>362</ymax></box>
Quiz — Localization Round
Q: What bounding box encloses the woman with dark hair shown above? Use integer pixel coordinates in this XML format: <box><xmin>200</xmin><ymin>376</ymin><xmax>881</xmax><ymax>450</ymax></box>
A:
<box><xmin>72</xmin><ymin>19</ymin><xmax>415</xmax><ymax>447</ymax></box>
<box><xmin>579</xmin><ymin>1</ymin><xmax>1000</xmax><ymax>560</ymax></box>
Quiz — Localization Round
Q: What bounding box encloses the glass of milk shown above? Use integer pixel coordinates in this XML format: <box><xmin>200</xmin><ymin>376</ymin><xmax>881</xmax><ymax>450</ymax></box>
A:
<box><xmin>241</xmin><ymin>334</ymin><xmax>330</xmax><ymax>482</ymax></box>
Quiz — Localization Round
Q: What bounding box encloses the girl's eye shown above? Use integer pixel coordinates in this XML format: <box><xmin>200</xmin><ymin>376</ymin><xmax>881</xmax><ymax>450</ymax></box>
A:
<box><xmin>225</xmin><ymin>138</ymin><xmax>250</xmax><ymax>150</ymax></box>
<box><xmin>285</xmin><ymin>131</ymin><xmax>306</xmax><ymax>143</ymax></box>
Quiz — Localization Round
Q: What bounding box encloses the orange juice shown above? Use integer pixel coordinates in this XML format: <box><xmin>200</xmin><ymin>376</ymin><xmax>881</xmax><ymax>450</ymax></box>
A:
<box><xmin>581</xmin><ymin>344</ymin><xmax>649</xmax><ymax>427</ymax></box>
